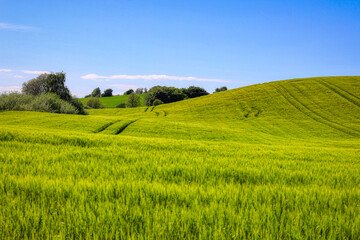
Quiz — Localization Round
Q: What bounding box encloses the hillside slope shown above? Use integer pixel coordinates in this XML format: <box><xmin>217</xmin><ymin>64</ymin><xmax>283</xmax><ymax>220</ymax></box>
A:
<box><xmin>0</xmin><ymin>76</ymin><xmax>359</xmax><ymax>239</ymax></box>
<box><xmin>2</xmin><ymin>76</ymin><xmax>359</xmax><ymax>143</ymax></box>
<box><xmin>87</xmin><ymin>76</ymin><xmax>360</xmax><ymax>141</ymax></box>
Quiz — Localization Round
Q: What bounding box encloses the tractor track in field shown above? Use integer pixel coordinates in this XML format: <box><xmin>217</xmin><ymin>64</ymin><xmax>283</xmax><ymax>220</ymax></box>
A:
<box><xmin>317</xmin><ymin>80</ymin><xmax>360</xmax><ymax>108</ymax></box>
<box><xmin>93</xmin><ymin>120</ymin><xmax>121</xmax><ymax>133</ymax></box>
<box><xmin>274</xmin><ymin>84</ymin><xmax>360</xmax><ymax>137</ymax></box>
<box><xmin>115</xmin><ymin>120</ymin><xmax>138</xmax><ymax>135</ymax></box>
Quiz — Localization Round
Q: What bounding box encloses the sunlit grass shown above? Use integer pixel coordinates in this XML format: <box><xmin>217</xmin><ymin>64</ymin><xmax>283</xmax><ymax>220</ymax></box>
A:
<box><xmin>0</xmin><ymin>76</ymin><xmax>359</xmax><ymax>239</ymax></box>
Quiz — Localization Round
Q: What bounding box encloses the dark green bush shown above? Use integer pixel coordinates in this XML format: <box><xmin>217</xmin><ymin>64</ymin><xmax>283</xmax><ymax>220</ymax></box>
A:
<box><xmin>153</xmin><ymin>99</ymin><xmax>163</xmax><ymax>106</ymax></box>
<box><xmin>116</xmin><ymin>103</ymin><xmax>126</xmax><ymax>108</ymax></box>
<box><xmin>70</xmin><ymin>98</ymin><xmax>88</xmax><ymax>115</ymax></box>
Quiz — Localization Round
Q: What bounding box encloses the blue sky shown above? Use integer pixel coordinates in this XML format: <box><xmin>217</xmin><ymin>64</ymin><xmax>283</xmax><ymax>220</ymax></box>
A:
<box><xmin>0</xmin><ymin>0</ymin><xmax>359</xmax><ymax>96</ymax></box>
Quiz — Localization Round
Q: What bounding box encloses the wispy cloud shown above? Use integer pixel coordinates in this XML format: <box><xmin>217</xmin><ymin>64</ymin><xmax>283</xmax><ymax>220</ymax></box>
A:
<box><xmin>14</xmin><ymin>75</ymin><xmax>25</xmax><ymax>78</ymax></box>
<box><xmin>82</xmin><ymin>74</ymin><xmax>228</xmax><ymax>83</ymax></box>
<box><xmin>22</xmin><ymin>70</ymin><xmax>50</xmax><ymax>74</ymax></box>
<box><xmin>0</xmin><ymin>22</ymin><xmax>37</xmax><ymax>31</ymax></box>
<box><xmin>0</xmin><ymin>86</ymin><xmax>21</xmax><ymax>93</ymax></box>
<box><xmin>0</xmin><ymin>69</ymin><xmax>12</xmax><ymax>72</ymax></box>
<box><xmin>110</xmin><ymin>84</ymin><xmax>141</xmax><ymax>90</ymax></box>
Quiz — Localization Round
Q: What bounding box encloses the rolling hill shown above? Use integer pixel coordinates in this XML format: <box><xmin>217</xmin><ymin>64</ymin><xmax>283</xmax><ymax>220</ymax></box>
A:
<box><xmin>0</xmin><ymin>76</ymin><xmax>359</xmax><ymax>239</ymax></box>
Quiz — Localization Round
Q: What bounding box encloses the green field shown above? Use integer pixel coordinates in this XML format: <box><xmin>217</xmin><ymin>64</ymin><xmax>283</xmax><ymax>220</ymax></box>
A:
<box><xmin>79</xmin><ymin>94</ymin><xmax>145</xmax><ymax>108</ymax></box>
<box><xmin>1</xmin><ymin>76</ymin><xmax>360</xmax><ymax>239</ymax></box>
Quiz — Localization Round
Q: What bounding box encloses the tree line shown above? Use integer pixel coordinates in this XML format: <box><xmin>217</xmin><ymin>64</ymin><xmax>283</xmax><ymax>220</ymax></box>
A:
<box><xmin>85</xmin><ymin>85</ymin><xmax>228</xmax><ymax>108</ymax></box>
<box><xmin>0</xmin><ymin>72</ymin><xmax>228</xmax><ymax>113</ymax></box>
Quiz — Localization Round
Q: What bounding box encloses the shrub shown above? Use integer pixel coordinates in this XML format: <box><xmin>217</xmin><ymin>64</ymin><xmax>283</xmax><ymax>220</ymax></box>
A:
<box><xmin>70</xmin><ymin>98</ymin><xmax>88</xmax><ymax>115</ymax></box>
<box><xmin>0</xmin><ymin>92</ymin><xmax>33</xmax><ymax>111</ymax></box>
<box><xmin>126</xmin><ymin>93</ymin><xmax>140</xmax><ymax>108</ymax></box>
<box><xmin>153</xmin><ymin>99</ymin><xmax>163</xmax><ymax>106</ymax></box>
<box><xmin>84</xmin><ymin>97</ymin><xmax>104</xmax><ymax>109</ymax></box>
<box><xmin>116</xmin><ymin>103</ymin><xmax>126</xmax><ymax>108</ymax></box>
<box><xmin>214</xmin><ymin>86</ymin><xmax>228</xmax><ymax>93</ymax></box>
<box><xmin>29</xmin><ymin>93</ymin><xmax>78</xmax><ymax>114</ymax></box>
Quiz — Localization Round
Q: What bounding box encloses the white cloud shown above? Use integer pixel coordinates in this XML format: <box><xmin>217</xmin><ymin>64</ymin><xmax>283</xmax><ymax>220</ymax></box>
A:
<box><xmin>82</xmin><ymin>74</ymin><xmax>228</xmax><ymax>83</ymax></box>
<box><xmin>0</xmin><ymin>22</ymin><xmax>36</xmax><ymax>31</ymax></box>
<box><xmin>14</xmin><ymin>75</ymin><xmax>25</xmax><ymax>78</ymax></box>
<box><xmin>0</xmin><ymin>69</ymin><xmax>12</xmax><ymax>72</ymax></box>
<box><xmin>110</xmin><ymin>84</ymin><xmax>141</xmax><ymax>90</ymax></box>
<box><xmin>22</xmin><ymin>70</ymin><xmax>50</xmax><ymax>74</ymax></box>
<box><xmin>0</xmin><ymin>86</ymin><xmax>21</xmax><ymax>93</ymax></box>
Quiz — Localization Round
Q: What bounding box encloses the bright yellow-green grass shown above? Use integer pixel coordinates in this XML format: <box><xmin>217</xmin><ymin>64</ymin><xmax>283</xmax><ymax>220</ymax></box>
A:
<box><xmin>0</xmin><ymin>76</ymin><xmax>359</xmax><ymax>239</ymax></box>
<box><xmin>79</xmin><ymin>94</ymin><xmax>145</xmax><ymax>108</ymax></box>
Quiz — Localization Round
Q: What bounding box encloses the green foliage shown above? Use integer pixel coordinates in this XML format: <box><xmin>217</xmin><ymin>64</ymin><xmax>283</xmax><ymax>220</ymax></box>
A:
<box><xmin>116</xmin><ymin>103</ymin><xmax>126</xmax><ymax>108</ymax></box>
<box><xmin>0</xmin><ymin>92</ymin><xmax>80</xmax><ymax>114</ymax></box>
<box><xmin>84</xmin><ymin>97</ymin><xmax>104</xmax><ymax>109</ymax></box>
<box><xmin>125</xmin><ymin>93</ymin><xmax>140</xmax><ymax>108</ymax></box>
<box><xmin>152</xmin><ymin>99</ymin><xmax>163</xmax><ymax>106</ymax></box>
<box><xmin>182</xmin><ymin>86</ymin><xmax>209</xmax><ymax>98</ymax></box>
<box><xmin>29</xmin><ymin>93</ymin><xmax>78</xmax><ymax>114</ymax></box>
<box><xmin>45</xmin><ymin>72</ymin><xmax>72</xmax><ymax>101</ymax></box>
<box><xmin>0</xmin><ymin>92</ymin><xmax>34</xmax><ymax>111</ymax></box>
<box><xmin>144</xmin><ymin>86</ymin><xmax>187</xmax><ymax>106</ymax></box>
<box><xmin>214</xmin><ymin>86</ymin><xmax>228</xmax><ymax>93</ymax></box>
<box><xmin>135</xmin><ymin>88</ymin><xmax>144</xmax><ymax>94</ymax></box>
<box><xmin>101</xmin><ymin>88</ymin><xmax>113</xmax><ymax>97</ymax></box>
<box><xmin>22</xmin><ymin>72</ymin><xmax>72</xmax><ymax>101</ymax></box>
<box><xmin>124</xmin><ymin>89</ymin><xmax>134</xmax><ymax>95</ymax></box>
<box><xmin>91</xmin><ymin>87</ymin><xmax>101</xmax><ymax>97</ymax></box>
<box><xmin>21</xmin><ymin>74</ymin><xmax>47</xmax><ymax>96</ymax></box>
<box><xmin>69</xmin><ymin>98</ymin><xmax>88</xmax><ymax>115</ymax></box>
<box><xmin>0</xmin><ymin>76</ymin><xmax>360</xmax><ymax>238</ymax></box>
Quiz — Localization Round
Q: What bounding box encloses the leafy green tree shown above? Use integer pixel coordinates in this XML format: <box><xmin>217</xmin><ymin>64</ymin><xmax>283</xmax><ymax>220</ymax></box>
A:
<box><xmin>84</xmin><ymin>97</ymin><xmax>104</xmax><ymax>109</ymax></box>
<box><xmin>22</xmin><ymin>74</ymin><xmax>48</xmax><ymax>96</ymax></box>
<box><xmin>135</xmin><ymin>88</ymin><xmax>144</xmax><ymax>94</ymax></box>
<box><xmin>45</xmin><ymin>72</ymin><xmax>71</xmax><ymax>101</ymax></box>
<box><xmin>91</xmin><ymin>88</ymin><xmax>101</xmax><ymax>97</ymax></box>
<box><xmin>144</xmin><ymin>86</ymin><xmax>186</xmax><ymax>106</ymax></box>
<box><xmin>22</xmin><ymin>72</ymin><xmax>71</xmax><ymax>101</ymax></box>
<box><xmin>182</xmin><ymin>86</ymin><xmax>209</xmax><ymax>98</ymax></box>
<box><xmin>101</xmin><ymin>89</ymin><xmax>113</xmax><ymax>97</ymax></box>
<box><xmin>126</xmin><ymin>93</ymin><xmax>140</xmax><ymax>108</ymax></box>
<box><xmin>124</xmin><ymin>89</ymin><xmax>134</xmax><ymax>95</ymax></box>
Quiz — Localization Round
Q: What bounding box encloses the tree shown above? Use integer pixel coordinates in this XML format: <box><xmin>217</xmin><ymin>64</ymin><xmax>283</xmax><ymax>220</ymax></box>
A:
<box><xmin>135</xmin><ymin>88</ymin><xmax>144</xmax><ymax>94</ymax></box>
<box><xmin>22</xmin><ymin>72</ymin><xmax>72</xmax><ymax>101</ymax></box>
<box><xmin>125</xmin><ymin>93</ymin><xmax>140</xmax><ymax>108</ymax></box>
<box><xmin>143</xmin><ymin>86</ymin><xmax>186</xmax><ymax>106</ymax></box>
<box><xmin>214</xmin><ymin>86</ymin><xmax>228</xmax><ymax>93</ymax></box>
<box><xmin>45</xmin><ymin>72</ymin><xmax>72</xmax><ymax>101</ymax></box>
<box><xmin>84</xmin><ymin>97</ymin><xmax>104</xmax><ymax>109</ymax></box>
<box><xmin>124</xmin><ymin>89</ymin><xmax>134</xmax><ymax>95</ymax></box>
<box><xmin>101</xmin><ymin>89</ymin><xmax>113</xmax><ymax>97</ymax></box>
<box><xmin>22</xmin><ymin>74</ymin><xmax>47</xmax><ymax>96</ymax></box>
<box><xmin>183</xmin><ymin>86</ymin><xmax>209</xmax><ymax>98</ymax></box>
<box><xmin>91</xmin><ymin>88</ymin><xmax>101</xmax><ymax>97</ymax></box>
